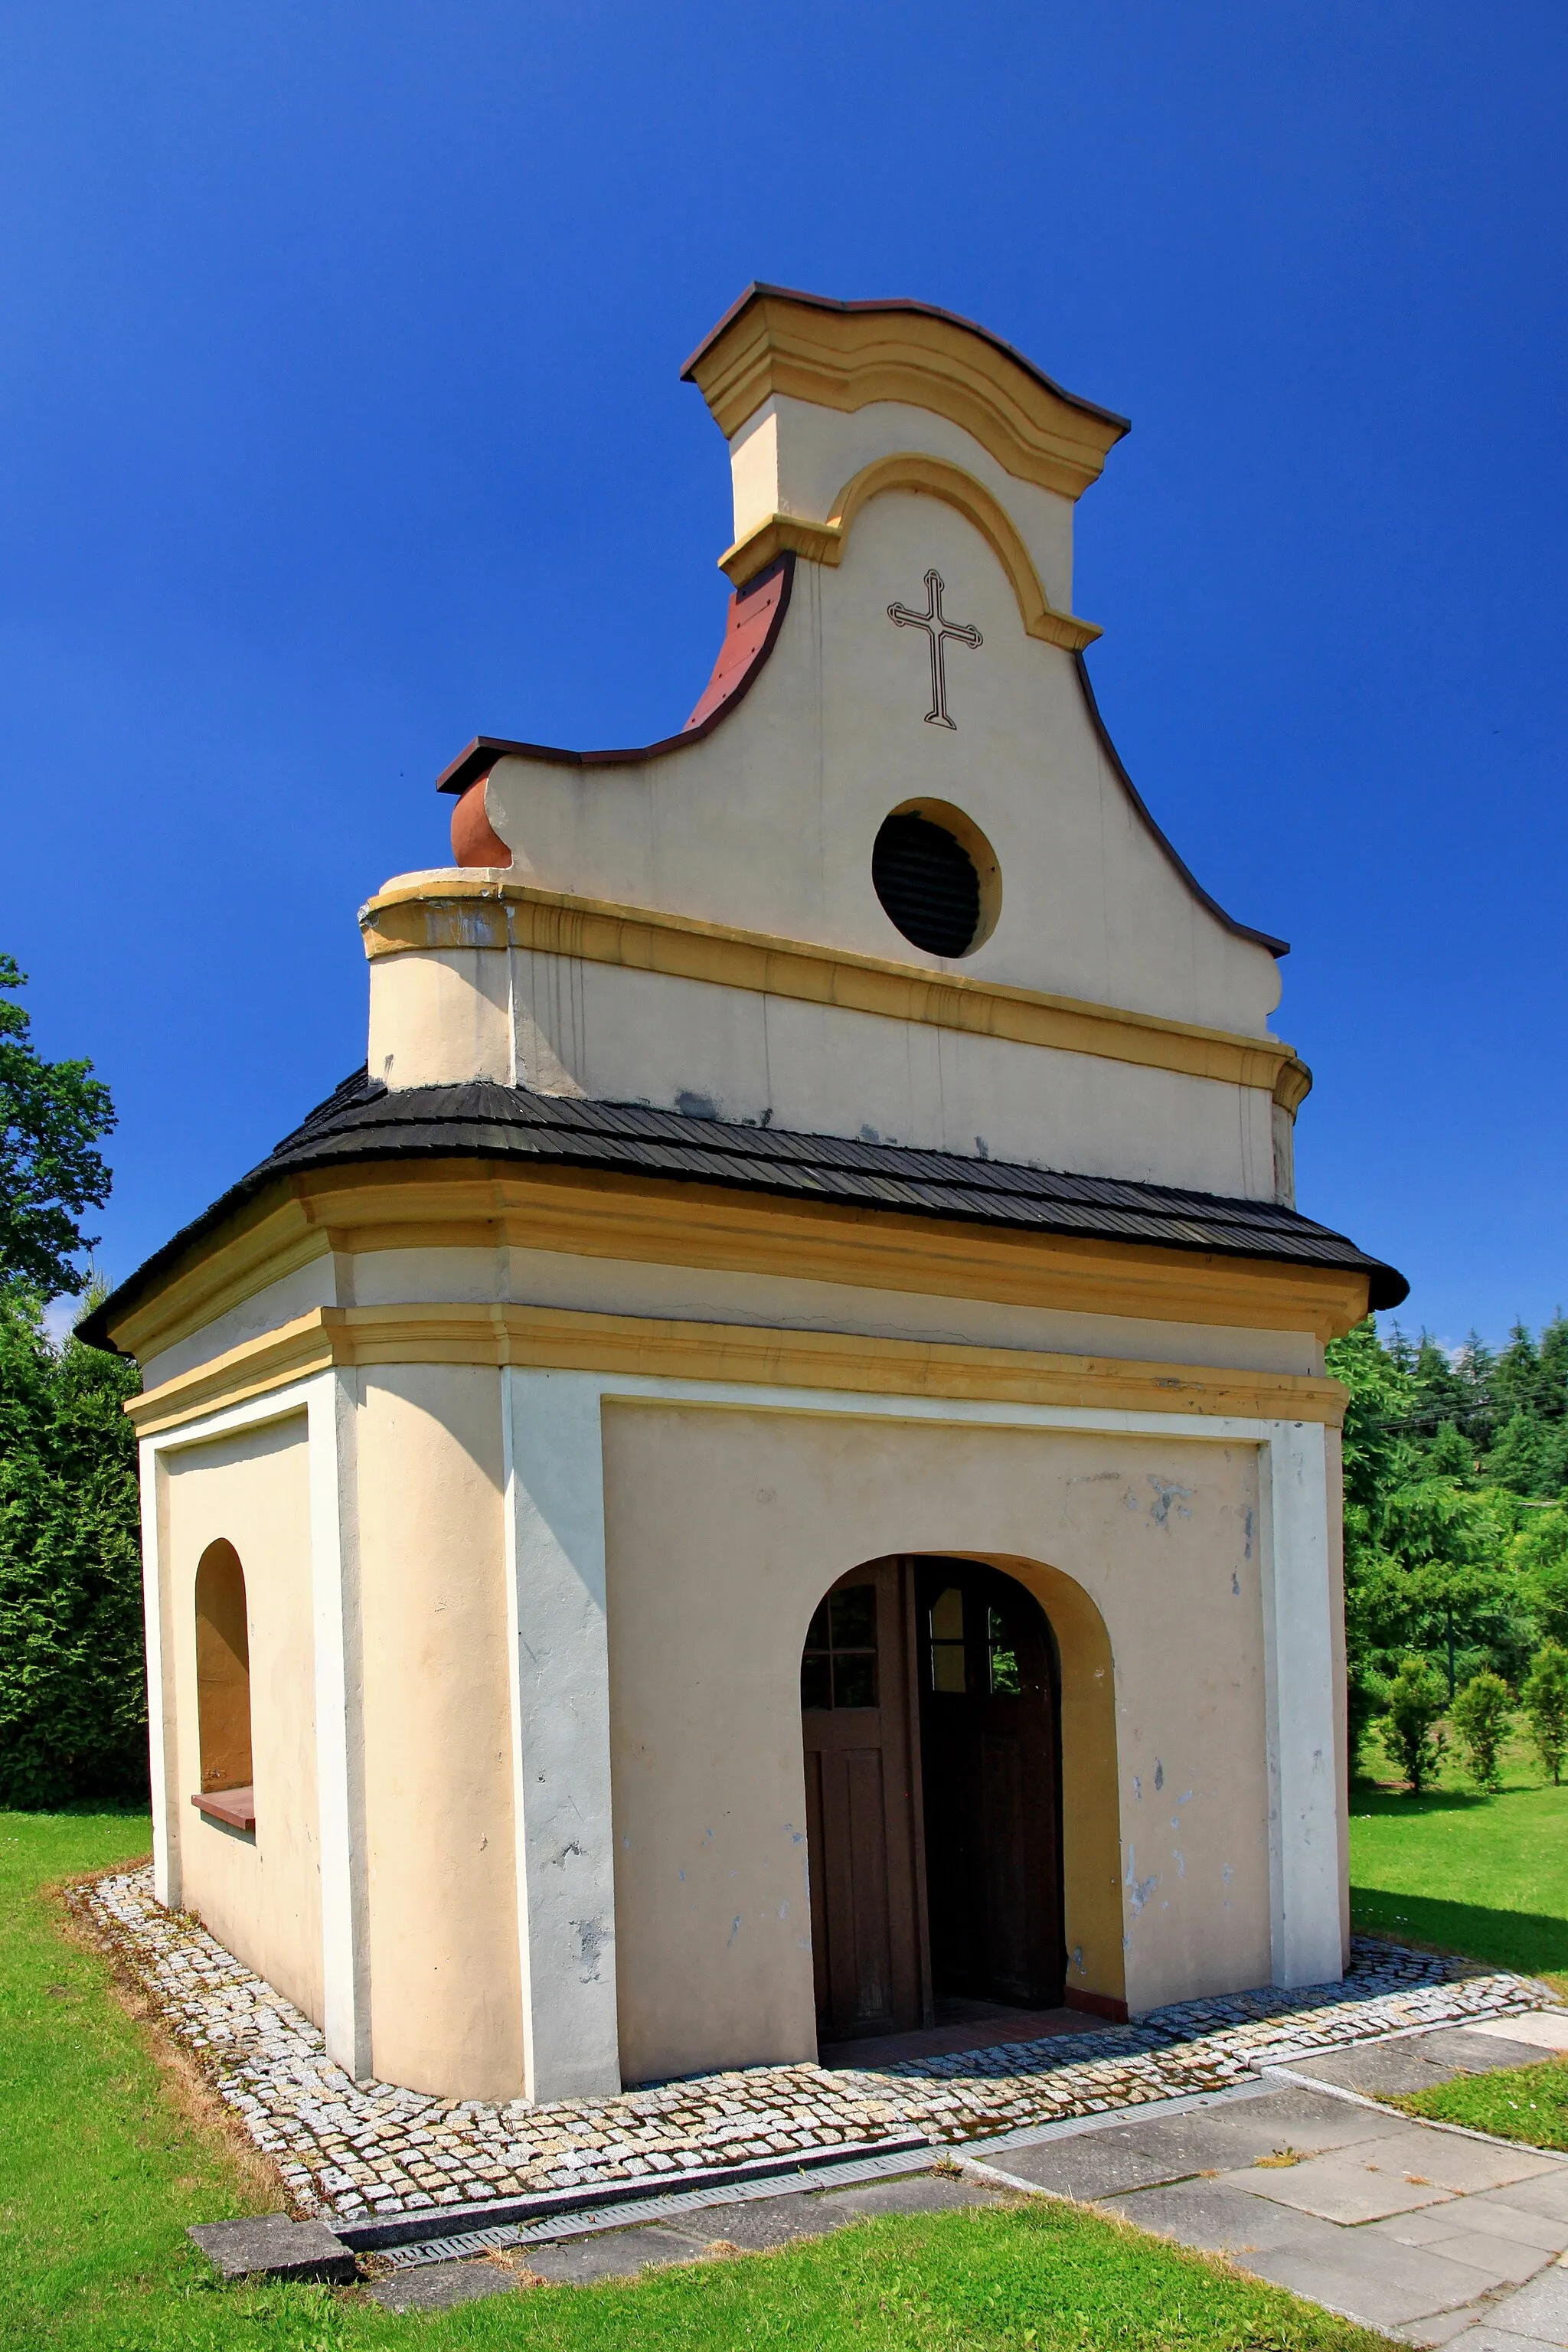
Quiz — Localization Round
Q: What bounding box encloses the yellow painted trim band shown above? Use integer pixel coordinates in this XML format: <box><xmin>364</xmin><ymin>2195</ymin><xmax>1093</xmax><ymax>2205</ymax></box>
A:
<box><xmin>109</xmin><ymin>1161</ymin><xmax>1367</xmax><ymax>1370</ymax></box>
<box><xmin>720</xmin><ymin>453</ymin><xmax>1101</xmax><ymax>652</ymax></box>
<box><xmin>359</xmin><ymin>874</ymin><xmax>1309</xmax><ymax>1109</ymax></box>
<box><xmin>127</xmin><ymin>1299</ymin><xmax>1348</xmax><ymax>1439</ymax></box>
<box><xmin>685</xmin><ymin>292</ymin><xmax>1125</xmax><ymax>501</ymax></box>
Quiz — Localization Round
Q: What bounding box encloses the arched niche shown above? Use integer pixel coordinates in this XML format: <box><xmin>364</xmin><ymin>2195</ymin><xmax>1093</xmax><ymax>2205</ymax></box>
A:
<box><xmin>194</xmin><ymin>1539</ymin><xmax>253</xmax><ymax>1796</ymax></box>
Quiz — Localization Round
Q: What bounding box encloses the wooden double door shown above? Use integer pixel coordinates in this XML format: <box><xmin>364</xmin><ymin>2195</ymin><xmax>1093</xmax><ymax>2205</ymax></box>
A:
<box><xmin>801</xmin><ymin>1556</ymin><xmax>1063</xmax><ymax>2047</ymax></box>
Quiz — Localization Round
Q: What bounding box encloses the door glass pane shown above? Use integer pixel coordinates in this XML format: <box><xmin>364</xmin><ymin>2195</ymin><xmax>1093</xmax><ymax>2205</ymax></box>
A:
<box><xmin>833</xmin><ymin>1651</ymin><xmax>877</xmax><ymax>1709</ymax></box>
<box><xmin>929</xmin><ymin>1586</ymin><xmax>966</xmax><ymax>1693</ymax></box>
<box><xmin>802</xmin><ymin>1583</ymin><xmax>877</xmax><ymax>1710</ymax></box>
<box><xmin>801</xmin><ymin>1650</ymin><xmax>832</xmax><ymax>1710</ymax></box>
<box><xmin>830</xmin><ymin>1586</ymin><xmax>876</xmax><ymax>1649</ymax></box>
<box><xmin>987</xmin><ymin>1605</ymin><xmax>1021</xmax><ymax>1696</ymax></box>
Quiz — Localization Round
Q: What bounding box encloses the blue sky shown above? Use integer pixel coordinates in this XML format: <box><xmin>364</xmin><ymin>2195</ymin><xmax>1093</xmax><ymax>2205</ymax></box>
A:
<box><xmin>2</xmin><ymin>3</ymin><xmax>1563</xmax><ymax>1347</ymax></box>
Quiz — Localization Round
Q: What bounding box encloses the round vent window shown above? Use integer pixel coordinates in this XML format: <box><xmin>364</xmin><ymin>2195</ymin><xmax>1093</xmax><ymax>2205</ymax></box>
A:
<box><xmin>873</xmin><ymin>808</ymin><xmax>995</xmax><ymax>958</ymax></box>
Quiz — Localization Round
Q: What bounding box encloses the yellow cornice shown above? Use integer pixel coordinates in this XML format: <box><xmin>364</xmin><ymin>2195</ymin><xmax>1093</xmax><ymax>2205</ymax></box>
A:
<box><xmin>126</xmin><ymin>1298</ymin><xmax>1348</xmax><ymax>1439</ymax></box>
<box><xmin>684</xmin><ymin>290</ymin><xmax>1125</xmax><ymax>501</ymax></box>
<box><xmin>106</xmin><ymin>1158</ymin><xmax>1370</xmax><ymax>1371</ymax></box>
<box><xmin>718</xmin><ymin>454</ymin><xmax>1101</xmax><ymax>652</ymax></box>
<box><xmin>359</xmin><ymin>874</ymin><xmax>1308</xmax><ymax>1108</ymax></box>
<box><xmin>111</xmin><ymin>1200</ymin><xmax>331</xmax><ymax>1368</ymax></box>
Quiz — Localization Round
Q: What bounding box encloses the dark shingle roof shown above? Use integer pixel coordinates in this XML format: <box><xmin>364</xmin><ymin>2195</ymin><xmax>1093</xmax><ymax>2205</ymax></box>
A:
<box><xmin>80</xmin><ymin>1070</ymin><xmax>1407</xmax><ymax>1351</ymax></box>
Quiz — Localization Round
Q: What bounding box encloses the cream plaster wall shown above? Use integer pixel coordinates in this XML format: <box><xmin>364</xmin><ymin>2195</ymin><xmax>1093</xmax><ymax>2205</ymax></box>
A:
<box><xmin>492</xmin><ymin>952</ymin><xmax>1279</xmax><ymax>1194</ymax></box>
<box><xmin>727</xmin><ymin>394</ymin><xmax>1079</xmax><ymax>612</ymax></box>
<box><xmin>601</xmin><ymin>1400</ymin><xmax>1270</xmax><ymax>2087</ymax></box>
<box><xmin>164</xmin><ymin>1413</ymin><xmax>323</xmax><ymax>2024</ymax></box>
<box><xmin>479</xmin><ymin>491</ymin><xmax>1282</xmax><ymax>1038</ymax></box>
<box><xmin>368</xmin><ymin>940</ymin><xmax>510</xmax><ymax>1091</ymax></box>
<box><xmin>354</xmin><ymin>1364</ymin><xmax>524</xmax><ymax>2099</ymax></box>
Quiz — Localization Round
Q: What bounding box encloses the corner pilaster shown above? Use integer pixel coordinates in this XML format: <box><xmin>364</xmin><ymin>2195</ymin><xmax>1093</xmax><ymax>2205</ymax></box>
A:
<box><xmin>501</xmin><ymin>1369</ymin><xmax>622</xmax><ymax>2102</ymax></box>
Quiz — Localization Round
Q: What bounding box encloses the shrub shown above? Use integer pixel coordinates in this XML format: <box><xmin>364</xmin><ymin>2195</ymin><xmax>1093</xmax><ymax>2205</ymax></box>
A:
<box><xmin>0</xmin><ymin>1289</ymin><xmax>146</xmax><ymax>1805</ymax></box>
<box><xmin>1450</xmin><ymin>1668</ymin><xmax>1512</xmax><ymax>1792</ymax></box>
<box><xmin>1383</xmin><ymin>1655</ymin><xmax>1448</xmax><ymax>1792</ymax></box>
<box><xmin>1523</xmin><ymin>1643</ymin><xmax>1568</xmax><ymax>1785</ymax></box>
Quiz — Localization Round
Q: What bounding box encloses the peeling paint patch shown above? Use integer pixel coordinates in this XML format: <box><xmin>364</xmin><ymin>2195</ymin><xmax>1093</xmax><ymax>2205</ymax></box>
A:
<box><xmin>1243</xmin><ymin>1508</ymin><xmax>1254</xmax><ymax>1559</ymax></box>
<box><xmin>727</xmin><ymin>1914</ymin><xmax>742</xmax><ymax>1947</ymax></box>
<box><xmin>1148</xmin><ymin>1476</ymin><xmax>1194</xmax><ymax>1526</ymax></box>
<box><xmin>1173</xmin><ymin>1849</ymin><xmax>1186</xmax><ymax>1877</ymax></box>
<box><xmin>1154</xmin><ymin>1760</ymin><xmax>1165</xmax><ymax>1792</ymax></box>
<box><xmin>1132</xmin><ymin>1775</ymin><xmax>1142</xmax><ymax>1801</ymax></box>
<box><xmin>1124</xmin><ymin>1851</ymin><xmax>1158</xmax><ymax>1913</ymax></box>
<box><xmin>574</xmin><ymin>1918</ymin><xmax>606</xmax><ymax>1982</ymax></box>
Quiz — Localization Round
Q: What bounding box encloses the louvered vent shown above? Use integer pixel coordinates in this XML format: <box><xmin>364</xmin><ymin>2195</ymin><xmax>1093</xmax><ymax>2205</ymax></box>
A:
<box><xmin>871</xmin><ymin>812</ymin><xmax>982</xmax><ymax>957</ymax></box>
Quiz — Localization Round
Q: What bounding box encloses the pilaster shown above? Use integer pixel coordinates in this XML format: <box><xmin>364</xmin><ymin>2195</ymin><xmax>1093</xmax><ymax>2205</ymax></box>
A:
<box><xmin>500</xmin><ymin>1369</ymin><xmax>622</xmax><ymax>2102</ymax></box>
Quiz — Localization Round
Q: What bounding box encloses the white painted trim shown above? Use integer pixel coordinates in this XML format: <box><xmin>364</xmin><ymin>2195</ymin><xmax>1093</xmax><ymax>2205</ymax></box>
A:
<box><xmin>139</xmin><ymin>1376</ymin><xmax>374</xmax><ymax>2056</ymax></box>
<box><xmin>1258</xmin><ymin>1419</ymin><xmax>1340</xmax><ymax>1987</ymax></box>
<box><xmin>306</xmin><ymin>1367</ymin><xmax>372</xmax><ymax>2078</ymax></box>
<box><xmin>138</xmin><ymin>1439</ymin><xmax>177</xmax><ymax>1907</ymax></box>
<box><xmin>139</xmin><ymin>1384</ymin><xmax>316</xmax><ymax>1909</ymax></box>
<box><xmin>501</xmin><ymin>1370</ymin><xmax>622</xmax><ymax>2102</ymax></box>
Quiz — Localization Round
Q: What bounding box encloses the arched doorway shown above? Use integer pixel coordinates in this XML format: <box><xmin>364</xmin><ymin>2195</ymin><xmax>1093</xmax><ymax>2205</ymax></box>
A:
<box><xmin>801</xmin><ymin>1556</ymin><xmax>1064</xmax><ymax>2047</ymax></box>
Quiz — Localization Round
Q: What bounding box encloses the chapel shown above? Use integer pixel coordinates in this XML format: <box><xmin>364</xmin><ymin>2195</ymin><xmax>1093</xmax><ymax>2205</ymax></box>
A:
<box><xmin>85</xmin><ymin>285</ymin><xmax>1406</xmax><ymax>2106</ymax></box>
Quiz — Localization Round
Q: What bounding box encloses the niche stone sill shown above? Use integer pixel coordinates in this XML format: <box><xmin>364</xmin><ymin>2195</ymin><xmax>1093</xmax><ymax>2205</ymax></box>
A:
<box><xmin>191</xmin><ymin>1785</ymin><xmax>256</xmax><ymax>1832</ymax></box>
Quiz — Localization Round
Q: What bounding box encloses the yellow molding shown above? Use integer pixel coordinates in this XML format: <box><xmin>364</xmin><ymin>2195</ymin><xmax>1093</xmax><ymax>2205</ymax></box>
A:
<box><xmin>720</xmin><ymin>454</ymin><xmax>1102</xmax><ymax>654</ymax></box>
<box><xmin>128</xmin><ymin>1298</ymin><xmax>1348</xmax><ymax>1439</ymax></box>
<box><xmin>359</xmin><ymin>874</ymin><xmax>1307</xmax><ymax>1107</ymax></box>
<box><xmin>110</xmin><ymin>1203</ymin><xmax>331</xmax><ymax>1367</ymax></box>
<box><xmin>105</xmin><ymin>1157</ymin><xmax>1368</xmax><ymax>1370</ymax></box>
<box><xmin>128</xmin><ymin>1312</ymin><xmax>331</xmax><ymax>1434</ymax></box>
<box><xmin>685</xmin><ymin>290</ymin><xmax>1125</xmax><ymax>501</ymax></box>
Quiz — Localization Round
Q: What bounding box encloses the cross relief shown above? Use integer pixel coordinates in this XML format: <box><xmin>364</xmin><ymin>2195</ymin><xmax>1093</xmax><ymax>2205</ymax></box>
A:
<box><xmin>887</xmin><ymin>570</ymin><xmax>982</xmax><ymax>730</ymax></box>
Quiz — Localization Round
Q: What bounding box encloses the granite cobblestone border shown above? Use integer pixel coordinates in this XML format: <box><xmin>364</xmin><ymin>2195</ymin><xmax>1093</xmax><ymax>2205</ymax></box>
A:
<box><xmin>68</xmin><ymin>1866</ymin><xmax>1555</xmax><ymax>2227</ymax></box>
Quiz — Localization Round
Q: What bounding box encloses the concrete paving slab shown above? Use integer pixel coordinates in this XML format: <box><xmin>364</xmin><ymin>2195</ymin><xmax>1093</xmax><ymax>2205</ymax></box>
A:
<box><xmin>1463</xmin><ymin>2177</ymin><xmax>1568</xmax><ymax>2225</ymax></box>
<box><xmin>1218</xmin><ymin>2150</ymin><xmax>1454</xmax><ymax>2223</ymax></box>
<box><xmin>1468</xmin><ymin>2267</ymin><xmax>1568</xmax><ymax>2347</ymax></box>
<box><xmin>1348</xmin><ymin>2132</ymin><xmax>1560</xmax><ymax>2197</ymax></box>
<box><xmin>1375</xmin><ymin>2207</ymin><xmax>1482</xmax><ymax>2249</ymax></box>
<box><xmin>1392</xmin><ymin>2299</ymin><xmax>1509</xmax><ymax>2347</ymax></box>
<box><xmin>1243</xmin><ymin>2235</ymin><xmax>1507</xmax><ymax>2333</ymax></box>
<box><xmin>1426</xmin><ymin>2233</ymin><xmax>1558</xmax><ymax>2287</ymax></box>
<box><xmin>1442</xmin><ymin>2329</ymin><xmax>1566</xmax><ymax>2351</ymax></box>
<box><xmin>985</xmin><ymin>2128</ymin><xmax>1209</xmax><ymax>2203</ymax></box>
<box><xmin>1468</xmin><ymin>2017</ymin><xmax>1568</xmax><ymax>2055</ymax></box>
<box><xmin>810</xmin><ymin>2175</ymin><xmax>1005</xmax><ymax>2223</ymax></box>
<box><xmin>1459</xmin><ymin>2196</ymin><xmax>1568</xmax><ymax>2254</ymax></box>
<box><xmin>1123</xmin><ymin>2091</ymin><xmax>1391</xmax><ymax>2164</ymax></box>
<box><xmin>1419</xmin><ymin>2030</ymin><xmax>1564</xmax><ymax>2075</ymax></box>
<box><xmin>524</xmin><ymin>2225</ymin><xmax>711</xmax><ymax>2285</ymax></box>
<box><xmin>187</xmin><ymin>2215</ymin><xmax>355</xmax><ymax>2285</ymax></box>
<box><xmin>1289</xmin><ymin>2043</ymin><xmax>1471</xmax><ymax>2097</ymax></box>
<box><xmin>678</xmin><ymin>2194</ymin><xmax>834</xmax><ymax>2253</ymax></box>
<box><xmin>367</xmin><ymin>2259</ymin><xmax>521</xmax><ymax>2311</ymax></box>
<box><xmin>1102</xmin><ymin>2177</ymin><xmax>1347</xmax><ymax>2258</ymax></box>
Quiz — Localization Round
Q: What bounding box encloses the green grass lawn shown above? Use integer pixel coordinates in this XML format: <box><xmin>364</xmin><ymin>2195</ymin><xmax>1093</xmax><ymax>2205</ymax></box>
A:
<box><xmin>1393</xmin><ymin>2054</ymin><xmax>1568</xmax><ymax>2151</ymax></box>
<box><xmin>1349</xmin><ymin>1723</ymin><xmax>1568</xmax><ymax>1991</ymax></box>
<box><xmin>2</xmin><ymin>1808</ymin><xmax>1388</xmax><ymax>2351</ymax></box>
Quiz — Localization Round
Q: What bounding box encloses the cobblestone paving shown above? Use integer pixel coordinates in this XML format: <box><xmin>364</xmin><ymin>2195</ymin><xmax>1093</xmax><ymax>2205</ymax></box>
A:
<box><xmin>71</xmin><ymin>1867</ymin><xmax>1555</xmax><ymax>2228</ymax></box>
